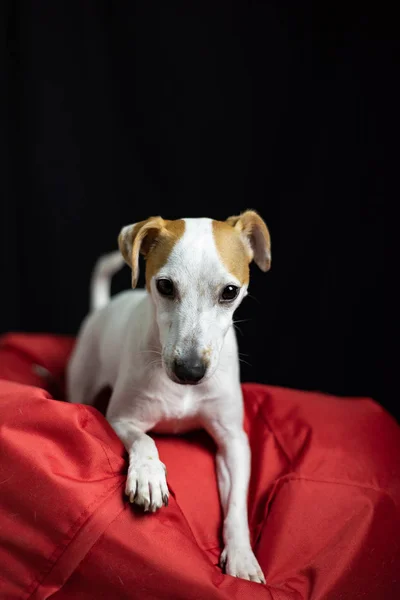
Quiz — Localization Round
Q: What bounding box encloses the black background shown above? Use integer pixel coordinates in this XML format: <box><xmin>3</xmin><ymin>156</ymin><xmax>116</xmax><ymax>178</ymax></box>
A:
<box><xmin>1</xmin><ymin>3</ymin><xmax>396</xmax><ymax>417</ymax></box>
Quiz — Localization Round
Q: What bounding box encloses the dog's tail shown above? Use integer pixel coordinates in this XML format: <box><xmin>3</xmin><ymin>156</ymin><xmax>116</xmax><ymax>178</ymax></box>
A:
<box><xmin>90</xmin><ymin>251</ymin><xmax>125</xmax><ymax>311</ymax></box>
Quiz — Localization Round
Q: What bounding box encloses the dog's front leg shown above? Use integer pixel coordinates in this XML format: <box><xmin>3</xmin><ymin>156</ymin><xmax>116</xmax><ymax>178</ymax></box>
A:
<box><xmin>208</xmin><ymin>423</ymin><xmax>265</xmax><ymax>583</ymax></box>
<box><xmin>110</xmin><ymin>419</ymin><xmax>169</xmax><ymax>512</ymax></box>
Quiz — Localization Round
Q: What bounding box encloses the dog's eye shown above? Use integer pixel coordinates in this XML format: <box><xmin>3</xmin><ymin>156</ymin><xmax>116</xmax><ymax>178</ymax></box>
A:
<box><xmin>156</xmin><ymin>278</ymin><xmax>175</xmax><ymax>298</ymax></box>
<box><xmin>220</xmin><ymin>285</ymin><xmax>239</xmax><ymax>302</ymax></box>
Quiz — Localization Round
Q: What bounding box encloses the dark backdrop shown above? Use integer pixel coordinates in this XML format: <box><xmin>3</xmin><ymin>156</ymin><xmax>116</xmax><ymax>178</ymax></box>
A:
<box><xmin>1</xmin><ymin>3</ymin><xmax>396</xmax><ymax>417</ymax></box>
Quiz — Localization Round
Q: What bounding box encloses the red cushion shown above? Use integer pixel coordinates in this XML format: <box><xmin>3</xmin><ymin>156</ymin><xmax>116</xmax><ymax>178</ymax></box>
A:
<box><xmin>0</xmin><ymin>333</ymin><xmax>399</xmax><ymax>599</ymax></box>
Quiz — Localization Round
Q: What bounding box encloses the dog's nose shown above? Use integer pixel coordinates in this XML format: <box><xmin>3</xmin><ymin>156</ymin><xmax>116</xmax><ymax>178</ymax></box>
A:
<box><xmin>172</xmin><ymin>356</ymin><xmax>207</xmax><ymax>384</ymax></box>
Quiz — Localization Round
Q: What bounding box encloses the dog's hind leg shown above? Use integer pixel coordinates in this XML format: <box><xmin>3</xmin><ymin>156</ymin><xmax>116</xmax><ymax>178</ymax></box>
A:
<box><xmin>67</xmin><ymin>333</ymin><xmax>100</xmax><ymax>406</ymax></box>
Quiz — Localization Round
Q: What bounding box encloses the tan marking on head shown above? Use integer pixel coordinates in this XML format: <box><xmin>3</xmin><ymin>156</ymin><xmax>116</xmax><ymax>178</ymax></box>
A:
<box><xmin>118</xmin><ymin>217</ymin><xmax>185</xmax><ymax>290</ymax></box>
<box><xmin>212</xmin><ymin>220</ymin><xmax>251</xmax><ymax>285</ymax></box>
<box><xmin>145</xmin><ymin>220</ymin><xmax>185</xmax><ymax>290</ymax></box>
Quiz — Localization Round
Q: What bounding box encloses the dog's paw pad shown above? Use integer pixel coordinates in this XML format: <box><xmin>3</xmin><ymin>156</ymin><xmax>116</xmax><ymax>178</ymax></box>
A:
<box><xmin>220</xmin><ymin>545</ymin><xmax>265</xmax><ymax>584</ymax></box>
<box><xmin>125</xmin><ymin>458</ymin><xmax>169</xmax><ymax>512</ymax></box>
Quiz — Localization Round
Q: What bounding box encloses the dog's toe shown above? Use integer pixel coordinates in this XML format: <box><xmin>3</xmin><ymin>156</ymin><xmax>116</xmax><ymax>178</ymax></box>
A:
<box><xmin>149</xmin><ymin>481</ymin><xmax>162</xmax><ymax>512</ymax></box>
<box><xmin>136</xmin><ymin>477</ymin><xmax>151</xmax><ymax>511</ymax></box>
<box><xmin>126</xmin><ymin>479</ymin><xmax>137</xmax><ymax>503</ymax></box>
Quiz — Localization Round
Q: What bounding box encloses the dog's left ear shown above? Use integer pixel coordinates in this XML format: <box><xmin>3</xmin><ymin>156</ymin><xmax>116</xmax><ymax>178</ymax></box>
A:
<box><xmin>118</xmin><ymin>216</ymin><xmax>165</xmax><ymax>287</ymax></box>
<box><xmin>226</xmin><ymin>210</ymin><xmax>271</xmax><ymax>271</ymax></box>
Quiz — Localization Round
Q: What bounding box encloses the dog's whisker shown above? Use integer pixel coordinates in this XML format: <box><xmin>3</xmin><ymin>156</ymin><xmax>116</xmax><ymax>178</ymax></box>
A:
<box><xmin>247</xmin><ymin>293</ymin><xmax>261</xmax><ymax>305</ymax></box>
<box><xmin>239</xmin><ymin>358</ymin><xmax>252</xmax><ymax>367</ymax></box>
<box><xmin>233</xmin><ymin>323</ymin><xmax>244</xmax><ymax>337</ymax></box>
<box><xmin>146</xmin><ymin>359</ymin><xmax>163</xmax><ymax>369</ymax></box>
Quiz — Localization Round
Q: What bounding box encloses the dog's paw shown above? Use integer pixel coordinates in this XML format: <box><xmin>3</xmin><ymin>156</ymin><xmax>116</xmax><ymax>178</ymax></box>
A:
<box><xmin>220</xmin><ymin>544</ymin><xmax>265</xmax><ymax>584</ymax></box>
<box><xmin>125</xmin><ymin>457</ymin><xmax>169</xmax><ymax>512</ymax></box>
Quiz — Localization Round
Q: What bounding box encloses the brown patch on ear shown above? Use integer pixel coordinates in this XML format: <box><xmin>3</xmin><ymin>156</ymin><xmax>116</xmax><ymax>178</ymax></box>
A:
<box><xmin>118</xmin><ymin>217</ymin><xmax>185</xmax><ymax>290</ymax></box>
<box><xmin>212</xmin><ymin>220</ymin><xmax>251</xmax><ymax>285</ymax></box>
<box><xmin>118</xmin><ymin>217</ymin><xmax>165</xmax><ymax>288</ymax></box>
<box><xmin>226</xmin><ymin>210</ymin><xmax>271</xmax><ymax>272</ymax></box>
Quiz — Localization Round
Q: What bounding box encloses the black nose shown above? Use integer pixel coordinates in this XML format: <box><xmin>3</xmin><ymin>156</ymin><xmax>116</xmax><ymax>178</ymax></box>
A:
<box><xmin>172</xmin><ymin>356</ymin><xmax>207</xmax><ymax>384</ymax></box>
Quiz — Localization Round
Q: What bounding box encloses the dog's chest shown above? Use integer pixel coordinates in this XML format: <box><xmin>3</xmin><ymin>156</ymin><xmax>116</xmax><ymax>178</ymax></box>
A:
<box><xmin>150</xmin><ymin>388</ymin><xmax>204</xmax><ymax>434</ymax></box>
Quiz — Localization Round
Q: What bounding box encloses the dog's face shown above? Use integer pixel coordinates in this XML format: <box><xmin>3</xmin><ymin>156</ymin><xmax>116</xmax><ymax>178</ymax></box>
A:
<box><xmin>119</xmin><ymin>212</ymin><xmax>271</xmax><ymax>385</ymax></box>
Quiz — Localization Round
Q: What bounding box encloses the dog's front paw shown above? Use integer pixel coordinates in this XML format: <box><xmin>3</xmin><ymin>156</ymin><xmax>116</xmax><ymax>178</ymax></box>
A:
<box><xmin>125</xmin><ymin>458</ymin><xmax>169</xmax><ymax>512</ymax></box>
<box><xmin>220</xmin><ymin>544</ymin><xmax>265</xmax><ymax>584</ymax></box>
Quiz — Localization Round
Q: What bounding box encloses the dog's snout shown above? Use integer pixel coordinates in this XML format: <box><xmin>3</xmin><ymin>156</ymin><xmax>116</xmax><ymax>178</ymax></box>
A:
<box><xmin>172</xmin><ymin>354</ymin><xmax>207</xmax><ymax>384</ymax></box>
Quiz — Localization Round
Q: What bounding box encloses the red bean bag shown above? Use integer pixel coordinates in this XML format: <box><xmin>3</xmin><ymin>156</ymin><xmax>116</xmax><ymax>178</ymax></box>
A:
<box><xmin>0</xmin><ymin>333</ymin><xmax>399</xmax><ymax>600</ymax></box>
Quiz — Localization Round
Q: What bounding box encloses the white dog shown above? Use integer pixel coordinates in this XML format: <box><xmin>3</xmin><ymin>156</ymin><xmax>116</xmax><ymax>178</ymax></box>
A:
<box><xmin>67</xmin><ymin>211</ymin><xmax>271</xmax><ymax>583</ymax></box>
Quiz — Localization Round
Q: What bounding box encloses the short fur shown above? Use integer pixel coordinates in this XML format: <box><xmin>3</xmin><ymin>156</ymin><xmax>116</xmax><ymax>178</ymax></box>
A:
<box><xmin>67</xmin><ymin>211</ymin><xmax>271</xmax><ymax>583</ymax></box>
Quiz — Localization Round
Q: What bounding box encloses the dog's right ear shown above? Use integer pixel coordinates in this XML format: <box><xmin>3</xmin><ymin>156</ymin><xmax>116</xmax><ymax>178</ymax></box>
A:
<box><xmin>226</xmin><ymin>210</ymin><xmax>271</xmax><ymax>272</ymax></box>
<box><xmin>118</xmin><ymin>217</ymin><xmax>165</xmax><ymax>288</ymax></box>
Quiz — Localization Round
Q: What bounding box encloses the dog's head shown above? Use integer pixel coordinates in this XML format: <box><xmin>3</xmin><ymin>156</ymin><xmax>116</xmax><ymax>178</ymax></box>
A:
<box><xmin>118</xmin><ymin>212</ymin><xmax>271</xmax><ymax>385</ymax></box>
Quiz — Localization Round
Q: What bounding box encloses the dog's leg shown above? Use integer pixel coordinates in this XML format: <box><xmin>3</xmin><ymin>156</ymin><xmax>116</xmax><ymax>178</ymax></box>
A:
<box><xmin>207</xmin><ymin>422</ymin><xmax>265</xmax><ymax>584</ymax></box>
<box><xmin>67</xmin><ymin>334</ymin><xmax>99</xmax><ymax>405</ymax></box>
<box><xmin>109</xmin><ymin>418</ymin><xmax>169</xmax><ymax>512</ymax></box>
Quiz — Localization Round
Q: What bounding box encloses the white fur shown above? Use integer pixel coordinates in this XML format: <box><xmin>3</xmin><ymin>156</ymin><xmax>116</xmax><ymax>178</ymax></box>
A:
<box><xmin>67</xmin><ymin>218</ymin><xmax>265</xmax><ymax>584</ymax></box>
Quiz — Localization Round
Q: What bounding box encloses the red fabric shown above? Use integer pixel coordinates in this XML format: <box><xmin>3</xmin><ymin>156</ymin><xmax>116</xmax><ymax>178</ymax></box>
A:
<box><xmin>0</xmin><ymin>334</ymin><xmax>399</xmax><ymax>600</ymax></box>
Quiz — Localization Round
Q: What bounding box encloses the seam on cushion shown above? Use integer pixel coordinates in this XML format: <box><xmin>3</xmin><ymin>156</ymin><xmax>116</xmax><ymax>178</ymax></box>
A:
<box><xmin>253</xmin><ymin>395</ymin><xmax>293</xmax><ymax>468</ymax></box>
<box><xmin>55</xmin><ymin>503</ymin><xmax>129</xmax><ymax>593</ymax></box>
<box><xmin>283</xmin><ymin>473</ymin><xmax>399</xmax><ymax>506</ymax></box>
<box><xmin>80</xmin><ymin>405</ymin><xmax>121</xmax><ymax>477</ymax></box>
<box><xmin>97</xmin><ymin>438</ymin><xmax>117</xmax><ymax>476</ymax></box>
<box><xmin>24</xmin><ymin>479</ymin><xmax>124</xmax><ymax>600</ymax></box>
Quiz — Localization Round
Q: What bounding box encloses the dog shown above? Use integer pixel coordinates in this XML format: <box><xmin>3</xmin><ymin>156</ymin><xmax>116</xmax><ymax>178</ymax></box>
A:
<box><xmin>67</xmin><ymin>211</ymin><xmax>271</xmax><ymax>583</ymax></box>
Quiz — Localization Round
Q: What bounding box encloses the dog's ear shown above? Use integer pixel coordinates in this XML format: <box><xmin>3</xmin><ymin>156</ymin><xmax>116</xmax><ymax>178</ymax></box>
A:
<box><xmin>118</xmin><ymin>216</ymin><xmax>165</xmax><ymax>288</ymax></box>
<box><xmin>226</xmin><ymin>210</ymin><xmax>271</xmax><ymax>271</ymax></box>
